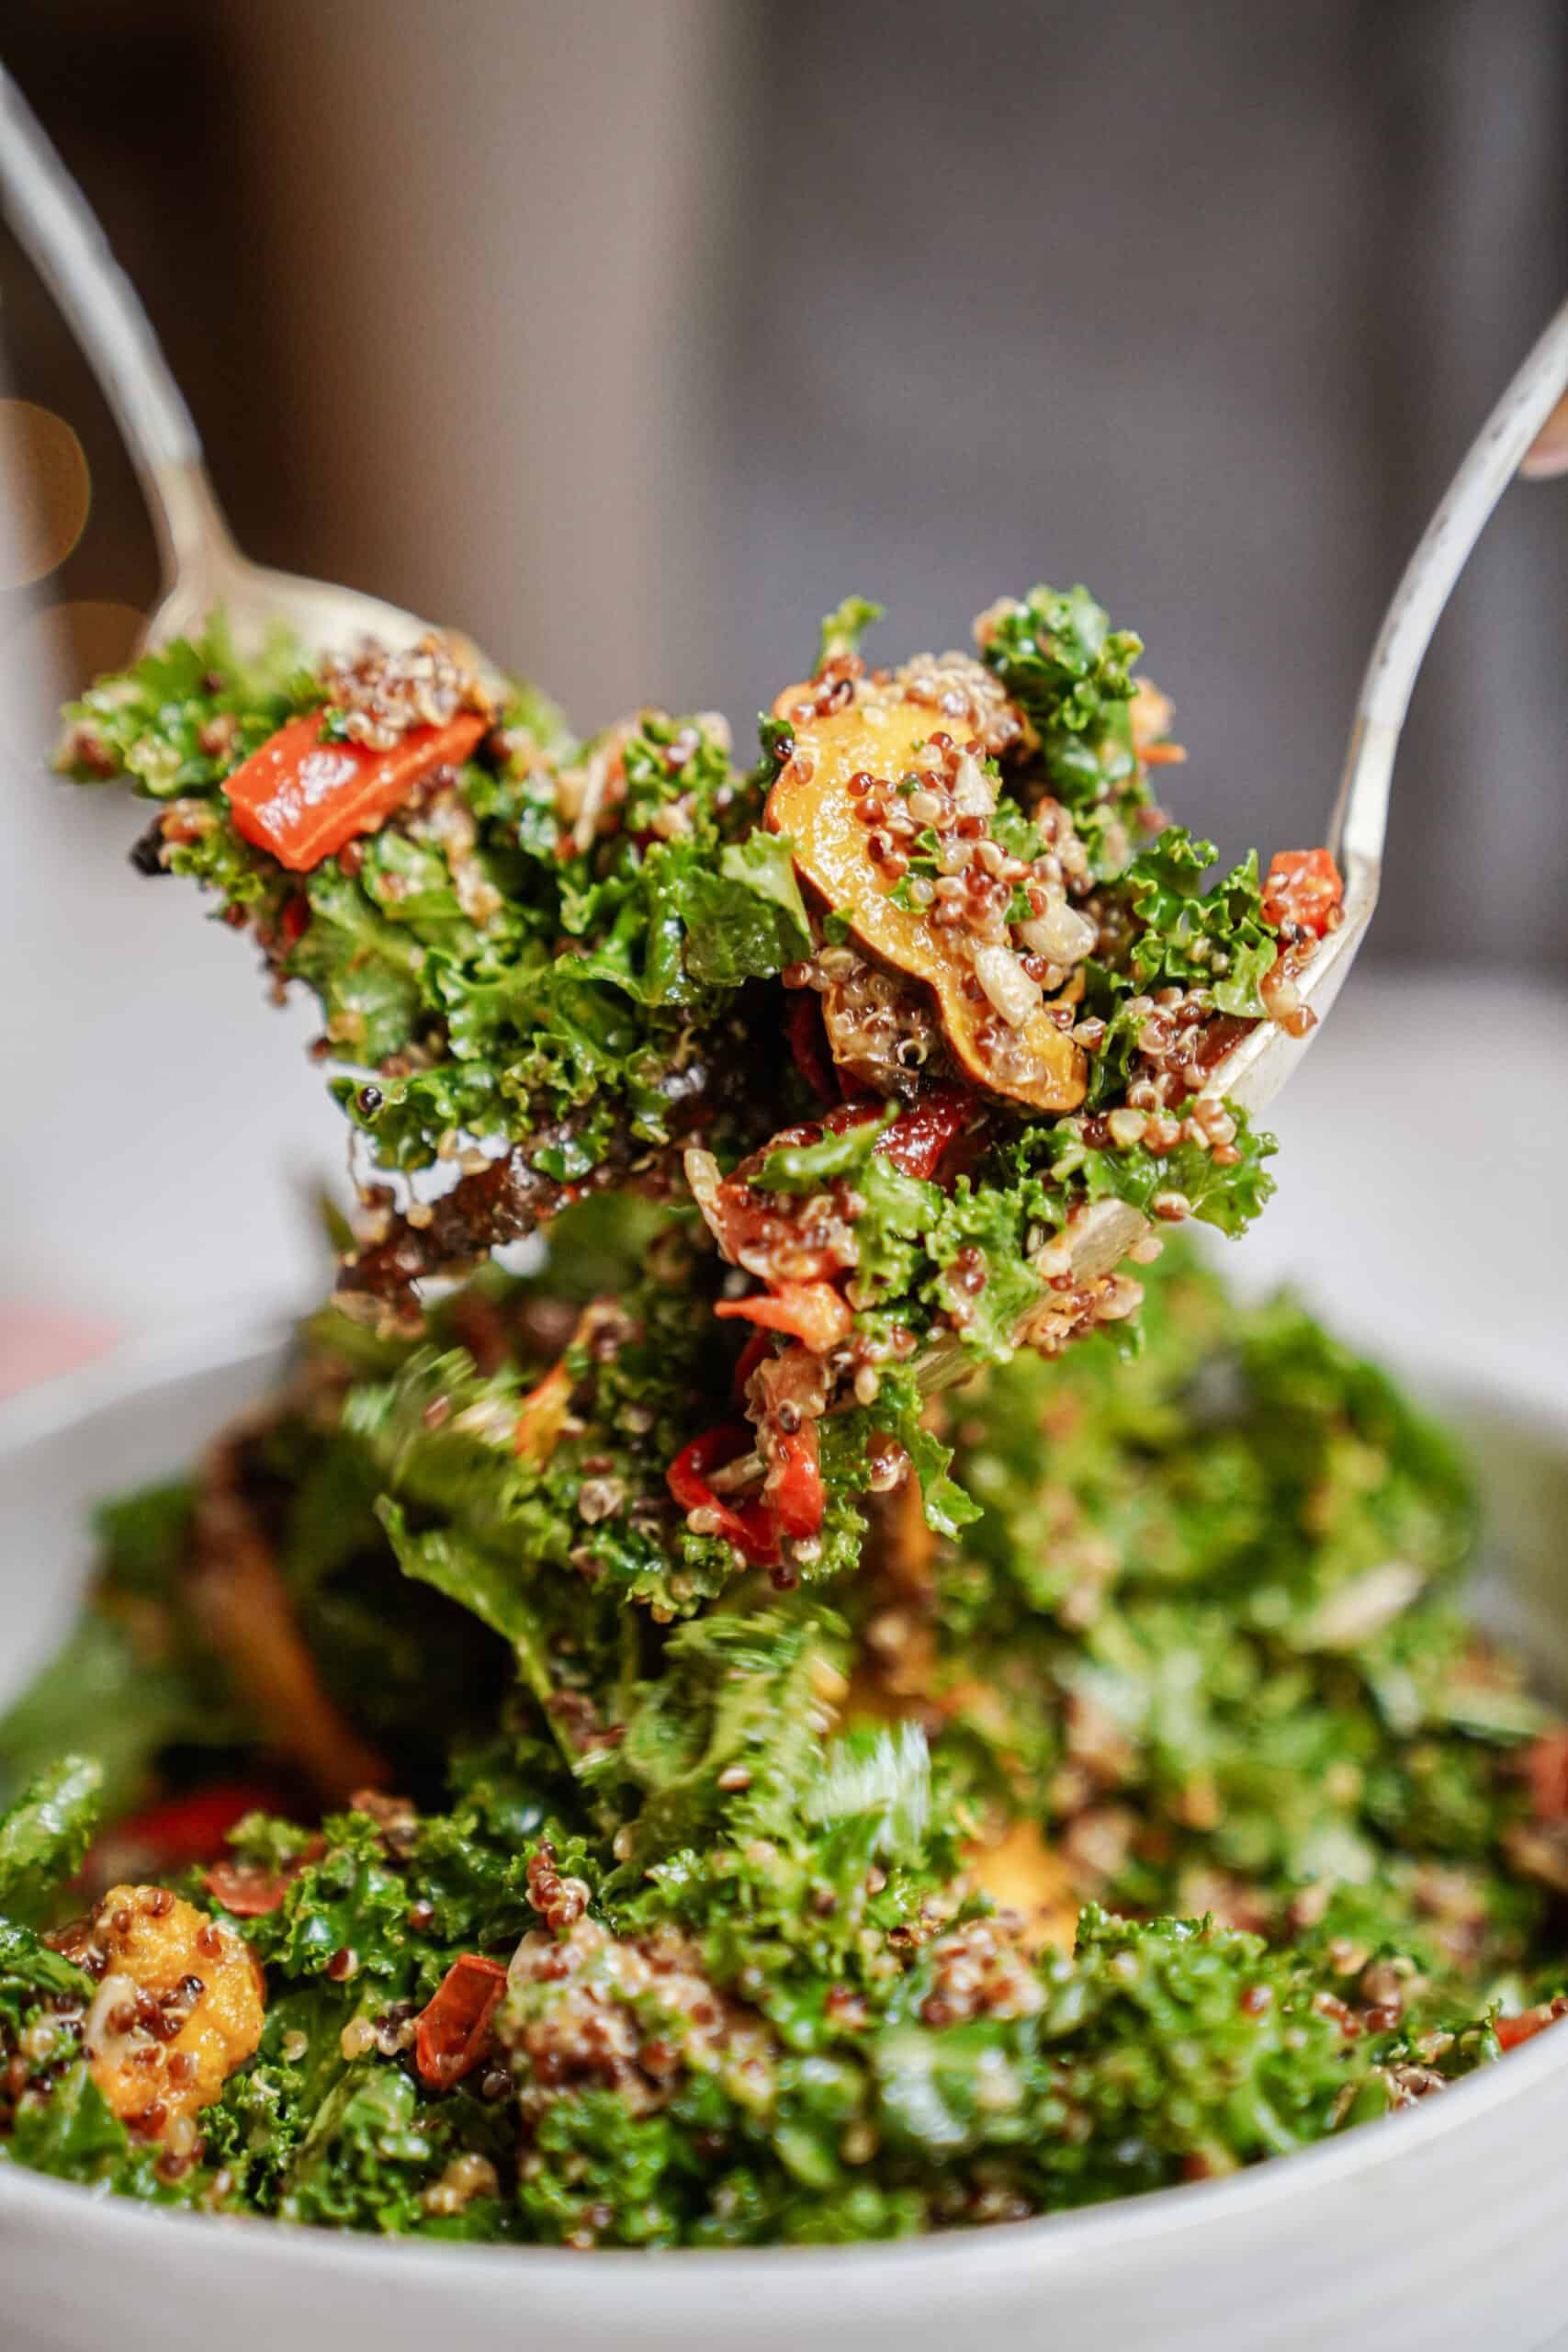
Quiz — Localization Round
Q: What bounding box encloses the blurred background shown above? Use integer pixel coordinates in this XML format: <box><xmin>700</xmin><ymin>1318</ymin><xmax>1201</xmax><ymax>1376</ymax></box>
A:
<box><xmin>1</xmin><ymin>0</ymin><xmax>1564</xmax><ymax>1390</ymax></box>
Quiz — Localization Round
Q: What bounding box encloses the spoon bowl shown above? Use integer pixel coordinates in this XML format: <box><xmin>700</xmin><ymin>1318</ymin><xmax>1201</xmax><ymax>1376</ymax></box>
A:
<box><xmin>0</xmin><ymin>70</ymin><xmax>453</xmax><ymax>670</ymax></box>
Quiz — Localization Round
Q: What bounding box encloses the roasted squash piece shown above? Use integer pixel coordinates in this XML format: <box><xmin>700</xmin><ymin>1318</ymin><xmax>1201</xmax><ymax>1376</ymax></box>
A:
<box><xmin>765</xmin><ymin>685</ymin><xmax>1086</xmax><ymax>1113</ymax></box>
<box><xmin>59</xmin><ymin>1883</ymin><xmax>265</xmax><ymax>2137</ymax></box>
<box><xmin>964</xmin><ymin>1817</ymin><xmax>1078</xmax><ymax>1954</ymax></box>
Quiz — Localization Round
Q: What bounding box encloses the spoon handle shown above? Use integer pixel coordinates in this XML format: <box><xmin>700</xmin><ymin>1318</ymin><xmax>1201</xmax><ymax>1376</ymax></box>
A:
<box><xmin>0</xmin><ymin>67</ymin><xmax>229</xmax><ymax>581</ymax></box>
<box><xmin>1330</xmin><ymin>295</ymin><xmax>1568</xmax><ymax>881</ymax></box>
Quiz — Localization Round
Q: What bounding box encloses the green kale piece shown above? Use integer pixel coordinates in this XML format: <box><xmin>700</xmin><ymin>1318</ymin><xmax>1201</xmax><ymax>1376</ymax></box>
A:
<box><xmin>1031</xmin><ymin>1907</ymin><xmax>1376</xmax><ymax>2187</ymax></box>
<box><xmin>590</xmin><ymin>1605</ymin><xmax>848</xmax><ymax>1874</ymax></box>
<box><xmin>0</xmin><ymin>1763</ymin><xmax>103</xmax><ymax>2046</ymax></box>
<box><xmin>56</xmin><ymin>617</ymin><xmax>315</xmax><ymax>797</ymax></box>
<box><xmin>750</xmin><ymin>1105</ymin><xmax>897</xmax><ymax>1193</ymax></box>
<box><xmin>1</xmin><ymin>2061</ymin><xmax>181</xmax><ymax>2201</ymax></box>
<box><xmin>979</xmin><ymin>582</ymin><xmax>1147</xmax><ymax>865</ymax></box>
<box><xmin>1012</xmin><ymin>1104</ymin><xmax>1278</xmax><ymax>1238</ymax></box>
<box><xmin>0</xmin><ymin>1758</ymin><xmax>102</xmax><ymax>1918</ymax></box>
<box><xmin>817</xmin><ymin>594</ymin><xmax>886</xmax><ymax>668</ymax></box>
<box><xmin>279</xmin><ymin>2064</ymin><xmax>517</xmax><ymax>2237</ymax></box>
<box><xmin>0</xmin><ymin>1919</ymin><xmax>93</xmax><ymax>2009</ymax></box>
<box><xmin>0</xmin><ymin>1482</ymin><xmax>241</xmax><ymax>1816</ymax></box>
<box><xmin>1122</xmin><ymin>828</ymin><xmax>1280</xmax><ymax>1016</ymax></box>
<box><xmin>292</xmin><ymin>866</ymin><xmax>433</xmax><ymax>1065</ymax></box>
<box><xmin>342</xmin><ymin>1246</ymin><xmax>750</xmax><ymax>1618</ymax></box>
<box><xmin>378</xmin><ymin>1507</ymin><xmax>560</xmax><ymax>1739</ymax></box>
<box><xmin>233</xmin><ymin>1812</ymin><xmax>430</xmax><ymax>1992</ymax></box>
<box><xmin>663</xmin><ymin>835</ymin><xmax>812</xmax><ymax>995</ymax></box>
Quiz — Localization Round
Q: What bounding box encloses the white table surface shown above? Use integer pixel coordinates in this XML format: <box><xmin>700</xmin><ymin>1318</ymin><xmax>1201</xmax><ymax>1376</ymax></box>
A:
<box><xmin>1227</xmin><ymin>965</ymin><xmax>1566</xmax><ymax>1406</ymax></box>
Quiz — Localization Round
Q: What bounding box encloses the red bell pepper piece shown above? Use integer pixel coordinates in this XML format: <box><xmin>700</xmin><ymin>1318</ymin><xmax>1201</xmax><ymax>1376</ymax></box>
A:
<box><xmin>1524</xmin><ymin>1728</ymin><xmax>1568</xmax><ymax>1822</ymax></box>
<box><xmin>667</xmin><ymin>1425</ymin><xmax>780</xmax><ymax>1566</ymax></box>
<box><xmin>414</xmin><ymin>1952</ymin><xmax>509</xmax><ymax>2090</ymax></box>
<box><xmin>766</xmin><ymin>1422</ymin><xmax>826</xmax><ymax>1540</ymax></box>
<box><xmin>714</xmin><ymin>1281</ymin><xmax>853</xmax><ymax>1354</ymax></box>
<box><xmin>1495</xmin><ymin>2003</ymin><xmax>1567</xmax><ymax>2052</ymax></box>
<box><xmin>1263</xmin><ymin>848</ymin><xmax>1343</xmax><ymax>939</ymax></box>
<box><xmin>877</xmin><ymin>1085</ymin><xmax>971</xmax><ymax>1182</ymax></box>
<box><xmin>785</xmin><ymin>990</ymin><xmax>839</xmax><ymax>1104</ymax></box>
<box><xmin>204</xmin><ymin>1836</ymin><xmax>326</xmax><ymax>1919</ymax></box>
<box><xmin>730</xmin><ymin>1326</ymin><xmax>773</xmax><ymax>1401</ymax></box>
<box><xmin>86</xmin><ymin>1781</ymin><xmax>285</xmax><ymax>1883</ymax></box>
<box><xmin>225</xmin><ymin>709</ymin><xmax>488</xmax><ymax>873</ymax></box>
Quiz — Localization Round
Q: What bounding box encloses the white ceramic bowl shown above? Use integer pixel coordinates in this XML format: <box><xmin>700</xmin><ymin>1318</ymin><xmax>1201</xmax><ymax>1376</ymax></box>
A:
<box><xmin>4</xmin><ymin>1318</ymin><xmax>1568</xmax><ymax>2352</ymax></box>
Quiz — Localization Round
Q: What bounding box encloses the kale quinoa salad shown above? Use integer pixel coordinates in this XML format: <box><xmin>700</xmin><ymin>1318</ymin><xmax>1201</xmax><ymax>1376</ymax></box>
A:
<box><xmin>4</xmin><ymin>582</ymin><xmax>1564</xmax><ymax>2249</ymax></box>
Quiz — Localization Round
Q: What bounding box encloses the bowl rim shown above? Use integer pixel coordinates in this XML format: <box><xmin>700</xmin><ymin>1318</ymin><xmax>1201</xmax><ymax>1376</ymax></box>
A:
<box><xmin>4</xmin><ymin>1306</ymin><xmax>1568</xmax><ymax>2290</ymax></box>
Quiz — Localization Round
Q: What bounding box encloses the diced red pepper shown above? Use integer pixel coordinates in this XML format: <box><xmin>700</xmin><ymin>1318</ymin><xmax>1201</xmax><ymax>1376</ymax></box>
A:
<box><xmin>785</xmin><ymin>990</ymin><xmax>838</xmax><ymax>1104</ymax></box>
<box><xmin>1524</xmin><ymin>1728</ymin><xmax>1568</xmax><ymax>1822</ymax></box>
<box><xmin>1495</xmin><ymin>2003</ymin><xmax>1568</xmax><ymax>2052</ymax></box>
<box><xmin>414</xmin><ymin>1952</ymin><xmax>509</xmax><ymax>2090</ymax></box>
<box><xmin>714</xmin><ymin>1281</ymin><xmax>853</xmax><ymax>1354</ymax></box>
<box><xmin>204</xmin><ymin>1838</ymin><xmax>325</xmax><ymax>1919</ymax></box>
<box><xmin>807</xmin><ymin>1084</ymin><xmax>973</xmax><ymax>1183</ymax></box>
<box><xmin>86</xmin><ymin>1781</ymin><xmax>285</xmax><ymax>1883</ymax></box>
<box><xmin>1263</xmin><ymin>849</ymin><xmax>1343</xmax><ymax>939</ymax></box>
<box><xmin>876</xmin><ymin>1085</ymin><xmax>972</xmax><ymax>1182</ymax></box>
<box><xmin>225</xmin><ymin>709</ymin><xmax>488</xmax><ymax>873</ymax></box>
<box><xmin>730</xmin><ymin>1326</ymin><xmax>773</xmax><ymax>1402</ymax></box>
<box><xmin>667</xmin><ymin>1425</ymin><xmax>780</xmax><ymax>1566</ymax></box>
<box><xmin>766</xmin><ymin>1421</ymin><xmax>826</xmax><ymax>1541</ymax></box>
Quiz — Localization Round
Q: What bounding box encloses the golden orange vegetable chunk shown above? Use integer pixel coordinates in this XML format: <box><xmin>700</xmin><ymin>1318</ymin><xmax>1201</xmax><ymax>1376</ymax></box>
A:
<box><xmin>60</xmin><ymin>1883</ymin><xmax>265</xmax><ymax>2138</ymax></box>
<box><xmin>964</xmin><ymin>1817</ymin><xmax>1078</xmax><ymax>1954</ymax></box>
<box><xmin>765</xmin><ymin>685</ymin><xmax>1086</xmax><ymax>1113</ymax></box>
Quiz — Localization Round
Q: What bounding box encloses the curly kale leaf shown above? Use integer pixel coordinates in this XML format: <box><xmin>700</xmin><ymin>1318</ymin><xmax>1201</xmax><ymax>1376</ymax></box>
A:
<box><xmin>378</xmin><ymin>1505</ymin><xmax>558</xmax><ymax>1728</ymax></box>
<box><xmin>0</xmin><ymin>1758</ymin><xmax>103</xmax><ymax>1917</ymax></box>
<box><xmin>641</xmin><ymin>832</ymin><xmax>811</xmax><ymax>1001</ymax></box>
<box><xmin>54</xmin><ymin>617</ymin><xmax>316</xmax><ymax>797</ymax></box>
<box><xmin>292</xmin><ymin>865</ymin><xmax>434</xmax><ymax>1065</ymax></box>
<box><xmin>1037</xmin><ymin>1907</ymin><xmax>1373</xmax><ymax>2175</ymax></box>
<box><xmin>750</xmin><ymin>1105</ymin><xmax>896</xmax><ymax>1194</ymax></box>
<box><xmin>229</xmin><ymin>1811</ymin><xmax>438</xmax><ymax>1997</ymax></box>
<box><xmin>344</xmin><ymin>1278</ymin><xmax>742</xmax><ymax>1617</ymax></box>
<box><xmin>820</xmin><ymin>1367</ymin><xmax>978</xmax><ymax>1543</ymax></box>
<box><xmin>278</xmin><ymin>2064</ymin><xmax>516</xmax><ymax>2236</ymax></box>
<box><xmin>593</xmin><ymin>1604</ymin><xmax>847</xmax><ymax>1873</ymax></box>
<box><xmin>0</xmin><ymin>1919</ymin><xmax>93</xmax><ymax>2011</ymax></box>
<box><xmin>1122</xmin><ymin>828</ymin><xmax>1280</xmax><ymax>1016</ymax></box>
<box><xmin>921</xmin><ymin>1178</ymin><xmax>1048</xmax><ymax>1361</ymax></box>
<box><xmin>3</xmin><ymin>2061</ymin><xmax>179</xmax><ymax>2199</ymax></box>
<box><xmin>1013</xmin><ymin>1105</ymin><xmax>1277</xmax><ymax>1239</ymax></box>
<box><xmin>980</xmin><ymin>582</ymin><xmax>1145</xmax><ymax>815</ymax></box>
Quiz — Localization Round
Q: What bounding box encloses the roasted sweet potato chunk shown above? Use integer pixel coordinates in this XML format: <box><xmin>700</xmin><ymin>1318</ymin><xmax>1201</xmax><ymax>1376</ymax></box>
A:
<box><xmin>766</xmin><ymin>686</ymin><xmax>1086</xmax><ymax>1113</ymax></box>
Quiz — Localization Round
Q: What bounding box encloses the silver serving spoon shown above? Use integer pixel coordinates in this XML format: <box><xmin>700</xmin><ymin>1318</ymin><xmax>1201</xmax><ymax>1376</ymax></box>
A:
<box><xmin>1058</xmin><ymin>289</ymin><xmax>1568</xmax><ymax>1292</ymax></box>
<box><xmin>4</xmin><ymin>66</ymin><xmax>1565</xmax><ymax>1355</ymax></box>
<box><xmin>0</xmin><ymin>66</ymin><xmax>441</xmax><ymax>662</ymax></box>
